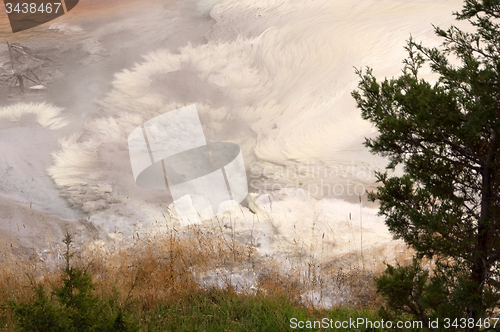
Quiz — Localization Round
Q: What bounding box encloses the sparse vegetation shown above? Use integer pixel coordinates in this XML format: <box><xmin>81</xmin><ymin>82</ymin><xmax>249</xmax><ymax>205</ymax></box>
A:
<box><xmin>0</xmin><ymin>225</ymin><xmax>395</xmax><ymax>331</ymax></box>
<box><xmin>6</xmin><ymin>233</ymin><xmax>138</xmax><ymax>332</ymax></box>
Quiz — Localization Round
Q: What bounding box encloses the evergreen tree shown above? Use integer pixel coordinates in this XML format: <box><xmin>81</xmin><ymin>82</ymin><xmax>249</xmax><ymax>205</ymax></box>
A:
<box><xmin>352</xmin><ymin>1</ymin><xmax>500</xmax><ymax>329</ymax></box>
<box><xmin>9</xmin><ymin>233</ymin><xmax>137</xmax><ymax>332</ymax></box>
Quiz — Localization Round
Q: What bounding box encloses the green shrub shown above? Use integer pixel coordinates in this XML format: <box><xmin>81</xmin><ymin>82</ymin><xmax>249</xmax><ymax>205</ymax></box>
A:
<box><xmin>8</xmin><ymin>233</ymin><xmax>138</xmax><ymax>332</ymax></box>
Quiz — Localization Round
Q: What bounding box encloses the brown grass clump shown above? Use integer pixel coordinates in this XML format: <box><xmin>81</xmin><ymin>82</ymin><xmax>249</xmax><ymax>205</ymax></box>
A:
<box><xmin>0</xmin><ymin>220</ymin><xmax>414</xmax><ymax>330</ymax></box>
<box><xmin>77</xmin><ymin>225</ymin><xmax>250</xmax><ymax>311</ymax></box>
<box><xmin>0</xmin><ymin>225</ymin><xmax>250</xmax><ymax>328</ymax></box>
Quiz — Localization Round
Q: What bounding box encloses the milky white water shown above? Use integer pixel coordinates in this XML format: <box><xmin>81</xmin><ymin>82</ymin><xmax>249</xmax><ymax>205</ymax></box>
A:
<box><xmin>0</xmin><ymin>0</ymin><xmax>463</xmax><ymax>277</ymax></box>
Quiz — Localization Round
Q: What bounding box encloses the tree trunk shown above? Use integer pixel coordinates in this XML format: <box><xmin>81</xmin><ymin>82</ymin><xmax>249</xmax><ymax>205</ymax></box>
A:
<box><xmin>467</xmin><ymin>131</ymin><xmax>498</xmax><ymax>331</ymax></box>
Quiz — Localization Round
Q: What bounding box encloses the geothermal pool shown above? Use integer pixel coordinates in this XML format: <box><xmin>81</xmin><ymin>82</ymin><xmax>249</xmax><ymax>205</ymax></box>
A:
<box><xmin>0</xmin><ymin>0</ymin><xmax>463</xmax><ymax>283</ymax></box>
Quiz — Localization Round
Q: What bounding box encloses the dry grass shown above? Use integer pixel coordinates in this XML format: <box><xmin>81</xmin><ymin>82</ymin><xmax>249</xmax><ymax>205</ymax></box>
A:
<box><xmin>0</xmin><ymin>219</ymin><xmax>414</xmax><ymax>330</ymax></box>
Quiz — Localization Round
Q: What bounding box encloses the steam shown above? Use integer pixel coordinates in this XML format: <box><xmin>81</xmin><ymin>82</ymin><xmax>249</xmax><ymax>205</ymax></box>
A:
<box><xmin>0</xmin><ymin>0</ymin><xmax>462</xmax><ymax>263</ymax></box>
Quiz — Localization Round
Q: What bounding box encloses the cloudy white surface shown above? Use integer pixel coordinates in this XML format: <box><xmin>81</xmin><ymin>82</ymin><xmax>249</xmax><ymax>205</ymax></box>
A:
<box><xmin>0</xmin><ymin>0</ymin><xmax>463</xmax><ymax>265</ymax></box>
